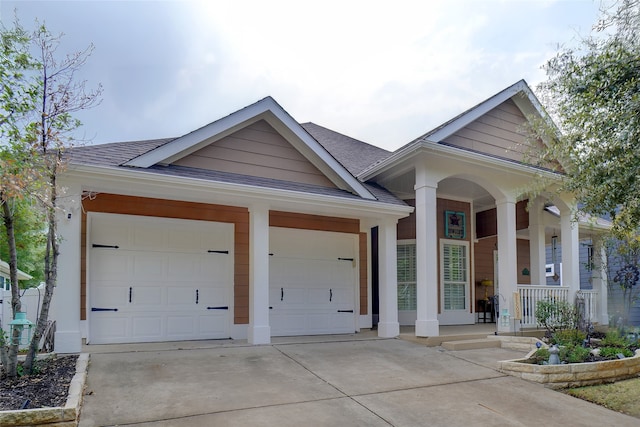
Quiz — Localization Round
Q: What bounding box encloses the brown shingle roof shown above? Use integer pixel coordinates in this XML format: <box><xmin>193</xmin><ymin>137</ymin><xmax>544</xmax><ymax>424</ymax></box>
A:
<box><xmin>301</xmin><ymin>123</ymin><xmax>392</xmax><ymax>176</ymax></box>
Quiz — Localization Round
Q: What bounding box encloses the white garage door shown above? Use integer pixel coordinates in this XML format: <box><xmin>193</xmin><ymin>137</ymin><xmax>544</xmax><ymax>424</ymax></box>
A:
<box><xmin>88</xmin><ymin>213</ymin><xmax>233</xmax><ymax>344</ymax></box>
<box><xmin>269</xmin><ymin>227</ymin><xmax>357</xmax><ymax>336</ymax></box>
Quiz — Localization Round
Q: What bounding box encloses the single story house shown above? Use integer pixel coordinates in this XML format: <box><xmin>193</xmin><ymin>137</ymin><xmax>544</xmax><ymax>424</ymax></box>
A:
<box><xmin>52</xmin><ymin>80</ymin><xmax>610</xmax><ymax>353</ymax></box>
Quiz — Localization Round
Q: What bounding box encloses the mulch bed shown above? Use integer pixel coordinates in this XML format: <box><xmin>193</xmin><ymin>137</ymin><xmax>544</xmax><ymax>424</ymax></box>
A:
<box><xmin>0</xmin><ymin>355</ymin><xmax>78</xmax><ymax>411</ymax></box>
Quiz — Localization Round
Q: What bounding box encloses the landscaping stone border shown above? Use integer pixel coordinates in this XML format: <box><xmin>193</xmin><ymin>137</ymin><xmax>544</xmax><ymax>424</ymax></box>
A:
<box><xmin>498</xmin><ymin>348</ymin><xmax>640</xmax><ymax>389</ymax></box>
<box><xmin>0</xmin><ymin>353</ymin><xmax>89</xmax><ymax>427</ymax></box>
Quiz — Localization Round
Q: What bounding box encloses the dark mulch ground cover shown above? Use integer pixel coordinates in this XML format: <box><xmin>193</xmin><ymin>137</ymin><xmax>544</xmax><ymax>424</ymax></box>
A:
<box><xmin>0</xmin><ymin>355</ymin><xmax>78</xmax><ymax>411</ymax></box>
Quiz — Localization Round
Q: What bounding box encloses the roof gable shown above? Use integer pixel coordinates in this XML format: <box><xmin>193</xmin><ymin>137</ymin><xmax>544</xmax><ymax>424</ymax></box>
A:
<box><xmin>420</xmin><ymin>79</ymin><xmax>545</xmax><ymax>143</ymax></box>
<box><xmin>440</xmin><ymin>98</ymin><xmax>540</xmax><ymax>163</ymax></box>
<box><xmin>359</xmin><ymin>80</ymin><xmax>556</xmax><ymax>180</ymax></box>
<box><xmin>125</xmin><ymin>97</ymin><xmax>375</xmax><ymax>200</ymax></box>
<box><xmin>173</xmin><ymin>120</ymin><xmax>336</xmax><ymax>188</ymax></box>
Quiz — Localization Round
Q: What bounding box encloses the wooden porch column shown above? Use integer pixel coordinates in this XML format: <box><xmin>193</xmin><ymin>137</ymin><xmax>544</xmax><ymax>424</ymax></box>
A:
<box><xmin>248</xmin><ymin>204</ymin><xmax>271</xmax><ymax>344</ymax></box>
<box><xmin>378</xmin><ymin>217</ymin><xmax>400</xmax><ymax>338</ymax></box>
<box><xmin>415</xmin><ymin>165</ymin><xmax>439</xmax><ymax>337</ymax></box>
<box><xmin>560</xmin><ymin>204</ymin><xmax>580</xmax><ymax>303</ymax></box>
<box><xmin>529</xmin><ymin>197</ymin><xmax>547</xmax><ymax>286</ymax></box>
<box><xmin>496</xmin><ymin>197</ymin><xmax>519</xmax><ymax>333</ymax></box>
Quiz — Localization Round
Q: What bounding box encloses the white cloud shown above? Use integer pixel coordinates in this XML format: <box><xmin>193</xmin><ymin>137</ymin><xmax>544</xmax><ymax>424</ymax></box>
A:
<box><xmin>1</xmin><ymin>0</ymin><xmax>603</xmax><ymax>150</ymax></box>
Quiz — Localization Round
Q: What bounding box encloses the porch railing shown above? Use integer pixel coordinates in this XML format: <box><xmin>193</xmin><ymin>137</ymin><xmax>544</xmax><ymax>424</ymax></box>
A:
<box><xmin>577</xmin><ymin>290</ymin><xmax>599</xmax><ymax>324</ymax></box>
<box><xmin>515</xmin><ymin>285</ymin><xmax>599</xmax><ymax>328</ymax></box>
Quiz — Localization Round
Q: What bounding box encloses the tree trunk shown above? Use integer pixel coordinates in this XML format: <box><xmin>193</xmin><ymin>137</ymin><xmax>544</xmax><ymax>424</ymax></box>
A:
<box><xmin>25</xmin><ymin>164</ymin><xmax>59</xmax><ymax>373</ymax></box>
<box><xmin>1</xmin><ymin>199</ymin><xmax>22</xmax><ymax>378</ymax></box>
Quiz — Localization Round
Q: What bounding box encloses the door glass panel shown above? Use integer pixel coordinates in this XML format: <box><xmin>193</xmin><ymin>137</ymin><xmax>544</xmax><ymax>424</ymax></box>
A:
<box><xmin>443</xmin><ymin>243</ymin><xmax>467</xmax><ymax>310</ymax></box>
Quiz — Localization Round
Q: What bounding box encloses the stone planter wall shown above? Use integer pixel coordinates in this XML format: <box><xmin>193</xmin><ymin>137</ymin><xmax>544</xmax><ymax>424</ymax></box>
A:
<box><xmin>0</xmin><ymin>354</ymin><xmax>88</xmax><ymax>427</ymax></box>
<box><xmin>498</xmin><ymin>349</ymin><xmax>640</xmax><ymax>390</ymax></box>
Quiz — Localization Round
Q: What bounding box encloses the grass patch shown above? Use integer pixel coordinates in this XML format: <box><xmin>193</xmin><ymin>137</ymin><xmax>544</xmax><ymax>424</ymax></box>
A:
<box><xmin>566</xmin><ymin>377</ymin><xmax>640</xmax><ymax>418</ymax></box>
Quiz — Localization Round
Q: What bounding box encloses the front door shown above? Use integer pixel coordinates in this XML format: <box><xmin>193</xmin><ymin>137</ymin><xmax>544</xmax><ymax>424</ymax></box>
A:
<box><xmin>439</xmin><ymin>239</ymin><xmax>474</xmax><ymax>324</ymax></box>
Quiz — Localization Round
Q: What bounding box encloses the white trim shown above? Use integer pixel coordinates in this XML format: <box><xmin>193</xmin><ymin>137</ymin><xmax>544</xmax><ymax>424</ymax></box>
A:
<box><xmin>66</xmin><ymin>165</ymin><xmax>412</xmax><ymax>220</ymax></box>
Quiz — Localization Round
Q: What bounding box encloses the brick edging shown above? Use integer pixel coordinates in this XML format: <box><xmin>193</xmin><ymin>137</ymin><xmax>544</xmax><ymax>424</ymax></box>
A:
<box><xmin>498</xmin><ymin>349</ymin><xmax>640</xmax><ymax>389</ymax></box>
<box><xmin>0</xmin><ymin>353</ymin><xmax>89</xmax><ymax>427</ymax></box>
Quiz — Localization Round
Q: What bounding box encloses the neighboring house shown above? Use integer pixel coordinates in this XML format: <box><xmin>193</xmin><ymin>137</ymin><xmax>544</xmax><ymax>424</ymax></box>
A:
<box><xmin>52</xmin><ymin>80</ymin><xmax>611</xmax><ymax>353</ymax></box>
<box><xmin>0</xmin><ymin>259</ymin><xmax>34</xmax><ymax>330</ymax></box>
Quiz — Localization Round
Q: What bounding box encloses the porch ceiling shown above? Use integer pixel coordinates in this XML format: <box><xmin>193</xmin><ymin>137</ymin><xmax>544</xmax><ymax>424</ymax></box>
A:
<box><xmin>379</xmin><ymin>170</ymin><xmax>495</xmax><ymax>211</ymax></box>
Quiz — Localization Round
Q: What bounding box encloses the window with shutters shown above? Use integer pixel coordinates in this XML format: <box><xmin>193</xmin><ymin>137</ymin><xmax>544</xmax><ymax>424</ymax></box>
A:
<box><xmin>397</xmin><ymin>243</ymin><xmax>417</xmax><ymax>311</ymax></box>
<box><xmin>442</xmin><ymin>241</ymin><xmax>469</xmax><ymax>311</ymax></box>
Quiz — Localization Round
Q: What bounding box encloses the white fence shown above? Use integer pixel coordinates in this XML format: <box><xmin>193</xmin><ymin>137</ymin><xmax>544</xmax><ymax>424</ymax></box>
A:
<box><xmin>0</xmin><ymin>284</ymin><xmax>46</xmax><ymax>333</ymax></box>
<box><xmin>516</xmin><ymin>285</ymin><xmax>598</xmax><ymax>328</ymax></box>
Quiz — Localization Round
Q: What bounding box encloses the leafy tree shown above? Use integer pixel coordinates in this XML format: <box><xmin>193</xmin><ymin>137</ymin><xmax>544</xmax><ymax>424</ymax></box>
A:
<box><xmin>0</xmin><ymin>20</ymin><xmax>101</xmax><ymax>377</ymax></box>
<box><xmin>0</xmin><ymin>19</ymin><xmax>41</xmax><ymax>378</ymax></box>
<box><xmin>0</xmin><ymin>199</ymin><xmax>46</xmax><ymax>286</ymax></box>
<box><xmin>533</xmin><ymin>0</ymin><xmax>640</xmax><ymax>235</ymax></box>
<box><xmin>22</xmin><ymin>24</ymin><xmax>101</xmax><ymax>373</ymax></box>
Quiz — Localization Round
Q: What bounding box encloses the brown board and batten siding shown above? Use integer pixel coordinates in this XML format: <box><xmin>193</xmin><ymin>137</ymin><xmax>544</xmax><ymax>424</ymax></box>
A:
<box><xmin>173</xmin><ymin>120</ymin><xmax>337</xmax><ymax>188</ymax></box>
<box><xmin>80</xmin><ymin>193</ymin><xmax>250</xmax><ymax>324</ymax></box>
<box><xmin>269</xmin><ymin>211</ymin><xmax>368</xmax><ymax>315</ymax></box>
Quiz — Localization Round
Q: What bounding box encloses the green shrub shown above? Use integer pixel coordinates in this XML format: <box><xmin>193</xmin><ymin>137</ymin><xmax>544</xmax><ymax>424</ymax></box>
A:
<box><xmin>599</xmin><ymin>346</ymin><xmax>634</xmax><ymax>359</ymax></box>
<box><xmin>601</xmin><ymin>329</ymin><xmax>629</xmax><ymax>347</ymax></box>
<box><xmin>535</xmin><ymin>299</ymin><xmax>579</xmax><ymax>333</ymax></box>
<box><xmin>560</xmin><ymin>344</ymin><xmax>591</xmax><ymax>363</ymax></box>
<box><xmin>553</xmin><ymin>329</ymin><xmax>587</xmax><ymax>346</ymax></box>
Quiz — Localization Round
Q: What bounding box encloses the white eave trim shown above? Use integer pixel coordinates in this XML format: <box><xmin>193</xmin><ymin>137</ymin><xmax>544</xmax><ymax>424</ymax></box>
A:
<box><xmin>66</xmin><ymin>164</ymin><xmax>411</xmax><ymax>218</ymax></box>
<box><xmin>359</xmin><ymin>139</ymin><xmax>561</xmax><ymax>182</ymax></box>
<box><xmin>123</xmin><ymin>97</ymin><xmax>375</xmax><ymax>201</ymax></box>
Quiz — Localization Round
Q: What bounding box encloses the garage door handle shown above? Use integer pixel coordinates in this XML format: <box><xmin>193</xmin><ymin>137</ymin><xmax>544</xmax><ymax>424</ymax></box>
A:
<box><xmin>329</xmin><ymin>289</ymin><xmax>332</xmax><ymax>302</ymax></box>
<box><xmin>281</xmin><ymin>287</ymin><xmax>284</xmax><ymax>301</ymax></box>
<box><xmin>92</xmin><ymin>244</ymin><xmax>119</xmax><ymax>249</ymax></box>
<box><xmin>337</xmin><ymin>310</ymin><xmax>354</xmax><ymax>313</ymax></box>
<box><xmin>196</xmin><ymin>289</ymin><xmax>199</xmax><ymax>304</ymax></box>
<box><xmin>207</xmin><ymin>250</ymin><xmax>229</xmax><ymax>254</ymax></box>
<box><xmin>92</xmin><ymin>307</ymin><xmax>119</xmax><ymax>312</ymax></box>
<box><xmin>207</xmin><ymin>306</ymin><xmax>229</xmax><ymax>310</ymax></box>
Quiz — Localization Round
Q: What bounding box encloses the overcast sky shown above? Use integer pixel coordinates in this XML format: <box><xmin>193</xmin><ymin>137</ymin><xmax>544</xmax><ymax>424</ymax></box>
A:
<box><xmin>1</xmin><ymin>0</ymin><xmax>603</xmax><ymax>151</ymax></box>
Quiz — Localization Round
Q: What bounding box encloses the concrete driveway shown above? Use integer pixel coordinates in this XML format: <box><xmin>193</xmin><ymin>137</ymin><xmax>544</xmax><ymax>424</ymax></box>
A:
<box><xmin>78</xmin><ymin>336</ymin><xmax>638</xmax><ymax>426</ymax></box>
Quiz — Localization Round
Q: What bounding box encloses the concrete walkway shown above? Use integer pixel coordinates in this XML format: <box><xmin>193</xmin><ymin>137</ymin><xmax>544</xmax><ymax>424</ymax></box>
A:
<box><xmin>78</xmin><ymin>333</ymin><xmax>638</xmax><ymax>426</ymax></box>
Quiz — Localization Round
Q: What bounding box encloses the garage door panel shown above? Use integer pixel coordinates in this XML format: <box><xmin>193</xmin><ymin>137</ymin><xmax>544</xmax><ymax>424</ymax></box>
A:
<box><xmin>269</xmin><ymin>227</ymin><xmax>357</xmax><ymax>337</ymax></box>
<box><xmin>167</xmin><ymin>287</ymin><xmax>195</xmax><ymax>306</ymax></box>
<box><xmin>197</xmin><ymin>313</ymin><xmax>228</xmax><ymax>336</ymax></box>
<box><xmin>91</xmin><ymin>315</ymin><xmax>128</xmax><ymax>342</ymax></box>
<box><xmin>132</xmin><ymin>315</ymin><xmax>163</xmax><ymax>338</ymax></box>
<box><xmin>91</xmin><ymin>252</ymin><xmax>130</xmax><ymax>279</ymax></box>
<box><xmin>132</xmin><ymin>255</ymin><xmax>166</xmax><ymax>279</ymax></box>
<box><xmin>91</xmin><ymin>284</ymin><xmax>129</xmax><ymax>306</ymax></box>
<box><xmin>132</xmin><ymin>225</ymin><xmax>168</xmax><ymax>250</ymax></box>
<box><xmin>201</xmin><ymin>256</ymin><xmax>232</xmax><ymax>281</ymax></box>
<box><xmin>131</xmin><ymin>286</ymin><xmax>164</xmax><ymax>306</ymax></box>
<box><xmin>198</xmin><ymin>287</ymin><xmax>230</xmax><ymax>307</ymax></box>
<box><xmin>166</xmin><ymin>315</ymin><xmax>195</xmax><ymax>336</ymax></box>
<box><xmin>89</xmin><ymin>214</ymin><xmax>233</xmax><ymax>344</ymax></box>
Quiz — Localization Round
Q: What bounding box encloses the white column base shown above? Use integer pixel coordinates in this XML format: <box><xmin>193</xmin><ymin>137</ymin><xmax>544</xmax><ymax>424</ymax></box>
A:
<box><xmin>415</xmin><ymin>319</ymin><xmax>439</xmax><ymax>337</ymax></box>
<box><xmin>248</xmin><ymin>325</ymin><xmax>271</xmax><ymax>345</ymax></box>
<box><xmin>54</xmin><ymin>330</ymin><xmax>82</xmax><ymax>354</ymax></box>
<box><xmin>377</xmin><ymin>321</ymin><xmax>399</xmax><ymax>338</ymax></box>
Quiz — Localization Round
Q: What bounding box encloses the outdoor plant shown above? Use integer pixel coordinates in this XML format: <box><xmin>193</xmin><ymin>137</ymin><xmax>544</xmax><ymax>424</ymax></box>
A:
<box><xmin>535</xmin><ymin>299</ymin><xmax>580</xmax><ymax>334</ymax></box>
<box><xmin>552</xmin><ymin>329</ymin><xmax>587</xmax><ymax>346</ymax></box>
